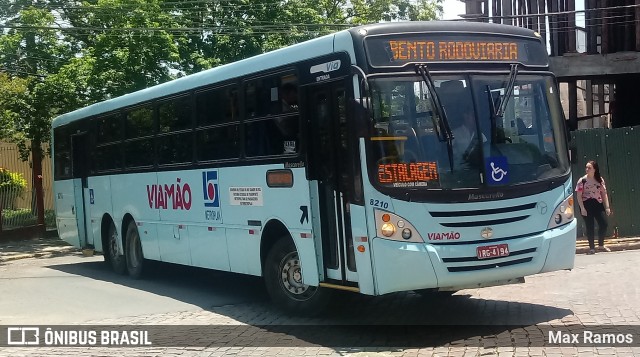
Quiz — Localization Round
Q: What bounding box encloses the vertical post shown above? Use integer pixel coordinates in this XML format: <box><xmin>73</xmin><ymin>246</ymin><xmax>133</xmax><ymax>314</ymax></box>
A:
<box><xmin>587</xmin><ymin>0</ymin><xmax>597</xmax><ymax>53</ymax></box>
<box><xmin>601</xmin><ymin>0</ymin><xmax>609</xmax><ymax>54</ymax></box>
<box><xmin>32</xmin><ymin>142</ymin><xmax>45</xmax><ymax>232</ymax></box>
<box><xmin>569</xmin><ymin>81</ymin><xmax>578</xmax><ymax>130</ymax></box>
<box><xmin>548</xmin><ymin>0</ymin><xmax>559</xmax><ymax>56</ymax></box>
<box><xmin>586</xmin><ymin>80</ymin><xmax>594</xmax><ymax>127</ymax></box>
<box><xmin>567</xmin><ymin>0</ymin><xmax>576</xmax><ymax>52</ymax></box>
<box><xmin>598</xmin><ymin>83</ymin><xmax>606</xmax><ymax>127</ymax></box>
<box><xmin>501</xmin><ymin>0</ymin><xmax>512</xmax><ymax>25</ymax></box>
<box><xmin>538</xmin><ymin>0</ymin><xmax>547</xmax><ymax>49</ymax></box>
<box><xmin>636</xmin><ymin>0</ymin><xmax>640</xmax><ymax>51</ymax></box>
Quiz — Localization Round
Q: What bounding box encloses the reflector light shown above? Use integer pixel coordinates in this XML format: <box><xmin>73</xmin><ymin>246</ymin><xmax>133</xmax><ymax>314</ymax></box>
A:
<box><xmin>357</xmin><ymin>245</ymin><xmax>366</xmax><ymax>253</ymax></box>
<box><xmin>266</xmin><ymin>169</ymin><xmax>293</xmax><ymax>187</ymax></box>
<box><xmin>382</xmin><ymin>214</ymin><xmax>391</xmax><ymax>222</ymax></box>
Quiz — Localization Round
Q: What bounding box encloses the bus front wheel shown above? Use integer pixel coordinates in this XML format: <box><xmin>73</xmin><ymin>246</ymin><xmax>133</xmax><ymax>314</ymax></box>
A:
<box><xmin>264</xmin><ymin>238</ymin><xmax>331</xmax><ymax>315</ymax></box>
<box><xmin>125</xmin><ymin>221</ymin><xmax>145</xmax><ymax>279</ymax></box>
<box><xmin>107</xmin><ymin>221</ymin><xmax>126</xmax><ymax>275</ymax></box>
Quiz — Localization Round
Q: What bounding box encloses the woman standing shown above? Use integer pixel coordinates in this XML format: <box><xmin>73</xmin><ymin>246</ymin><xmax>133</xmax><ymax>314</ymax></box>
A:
<box><xmin>576</xmin><ymin>160</ymin><xmax>612</xmax><ymax>254</ymax></box>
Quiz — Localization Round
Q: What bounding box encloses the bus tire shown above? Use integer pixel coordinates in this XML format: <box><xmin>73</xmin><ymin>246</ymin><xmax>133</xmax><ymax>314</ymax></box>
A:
<box><xmin>264</xmin><ymin>237</ymin><xmax>331</xmax><ymax>315</ymax></box>
<box><xmin>106</xmin><ymin>221</ymin><xmax>126</xmax><ymax>275</ymax></box>
<box><xmin>125</xmin><ymin>221</ymin><xmax>144</xmax><ymax>279</ymax></box>
<box><xmin>414</xmin><ymin>288</ymin><xmax>456</xmax><ymax>297</ymax></box>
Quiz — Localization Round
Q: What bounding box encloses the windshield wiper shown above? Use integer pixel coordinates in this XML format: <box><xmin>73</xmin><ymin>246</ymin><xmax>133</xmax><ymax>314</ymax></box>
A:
<box><xmin>487</xmin><ymin>85</ymin><xmax>498</xmax><ymax>143</ymax></box>
<box><xmin>415</xmin><ymin>64</ymin><xmax>454</xmax><ymax>171</ymax></box>
<box><xmin>496</xmin><ymin>64</ymin><xmax>519</xmax><ymax>117</ymax></box>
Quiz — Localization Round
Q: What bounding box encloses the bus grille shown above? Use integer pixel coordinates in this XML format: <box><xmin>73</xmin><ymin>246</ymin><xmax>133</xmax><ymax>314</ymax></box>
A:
<box><xmin>429</xmin><ymin>202</ymin><xmax>537</xmax><ymax>228</ymax></box>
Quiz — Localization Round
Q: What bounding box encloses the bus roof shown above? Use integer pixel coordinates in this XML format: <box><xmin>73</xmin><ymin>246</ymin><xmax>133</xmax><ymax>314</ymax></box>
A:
<box><xmin>52</xmin><ymin>31</ymin><xmax>338</xmax><ymax>128</ymax></box>
<box><xmin>52</xmin><ymin>21</ymin><xmax>540</xmax><ymax>129</ymax></box>
<box><xmin>348</xmin><ymin>20</ymin><xmax>539</xmax><ymax>39</ymax></box>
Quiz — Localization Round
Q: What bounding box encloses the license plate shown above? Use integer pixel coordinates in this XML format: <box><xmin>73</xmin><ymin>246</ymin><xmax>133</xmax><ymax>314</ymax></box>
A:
<box><xmin>476</xmin><ymin>244</ymin><xmax>510</xmax><ymax>259</ymax></box>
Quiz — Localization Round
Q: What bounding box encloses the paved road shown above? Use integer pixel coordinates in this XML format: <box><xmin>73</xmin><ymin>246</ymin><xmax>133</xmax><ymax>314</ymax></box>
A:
<box><xmin>0</xmin><ymin>250</ymin><xmax>639</xmax><ymax>356</ymax></box>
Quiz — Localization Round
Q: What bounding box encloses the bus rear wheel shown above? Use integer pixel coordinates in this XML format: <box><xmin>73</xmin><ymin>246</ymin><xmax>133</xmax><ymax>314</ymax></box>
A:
<box><xmin>106</xmin><ymin>221</ymin><xmax>126</xmax><ymax>275</ymax></box>
<box><xmin>125</xmin><ymin>221</ymin><xmax>144</xmax><ymax>279</ymax></box>
<box><xmin>264</xmin><ymin>238</ymin><xmax>331</xmax><ymax>315</ymax></box>
<box><xmin>414</xmin><ymin>288</ymin><xmax>456</xmax><ymax>297</ymax></box>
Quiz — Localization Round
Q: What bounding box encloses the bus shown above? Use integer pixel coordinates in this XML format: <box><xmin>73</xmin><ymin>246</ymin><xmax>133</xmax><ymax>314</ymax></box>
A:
<box><xmin>52</xmin><ymin>21</ymin><xmax>576</xmax><ymax>314</ymax></box>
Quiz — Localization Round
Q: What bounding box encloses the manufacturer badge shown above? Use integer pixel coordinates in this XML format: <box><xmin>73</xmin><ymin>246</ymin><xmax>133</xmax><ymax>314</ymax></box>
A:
<box><xmin>481</xmin><ymin>227</ymin><xmax>493</xmax><ymax>239</ymax></box>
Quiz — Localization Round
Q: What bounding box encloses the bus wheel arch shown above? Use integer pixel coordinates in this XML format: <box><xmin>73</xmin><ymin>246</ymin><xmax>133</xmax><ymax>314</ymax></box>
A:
<box><xmin>260</xmin><ymin>219</ymin><xmax>291</xmax><ymax>271</ymax></box>
<box><xmin>101</xmin><ymin>214</ymin><xmax>126</xmax><ymax>275</ymax></box>
<box><xmin>261</xmin><ymin>221</ymin><xmax>331</xmax><ymax>315</ymax></box>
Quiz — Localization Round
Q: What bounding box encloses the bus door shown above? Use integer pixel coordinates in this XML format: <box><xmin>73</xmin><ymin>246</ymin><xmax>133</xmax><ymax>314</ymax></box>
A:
<box><xmin>70</xmin><ymin>133</ymin><xmax>91</xmax><ymax>249</ymax></box>
<box><xmin>307</xmin><ymin>80</ymin><xmax>358</xmax><ymax>286</ymax></box>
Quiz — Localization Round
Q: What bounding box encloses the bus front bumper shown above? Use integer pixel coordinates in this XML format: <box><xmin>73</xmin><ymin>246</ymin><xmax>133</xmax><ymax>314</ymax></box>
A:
<box><xmin>370</xmin><ymin>219</ymin><xmax>577</xmax><ymax>295</ymax></box>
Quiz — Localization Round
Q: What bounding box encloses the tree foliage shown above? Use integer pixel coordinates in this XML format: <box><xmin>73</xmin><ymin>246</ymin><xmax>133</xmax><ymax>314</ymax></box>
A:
<box><xmin>0</xmin><ymin>0</ymin><xmax>443</xmax><ymax>160</ymax></box>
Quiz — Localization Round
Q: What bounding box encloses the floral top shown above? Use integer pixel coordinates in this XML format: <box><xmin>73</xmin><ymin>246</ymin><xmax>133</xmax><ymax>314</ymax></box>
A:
<box><xmin>575</xmin><ymin>175</ymin><xmax>607</xmax><ymax>203</ymax></box>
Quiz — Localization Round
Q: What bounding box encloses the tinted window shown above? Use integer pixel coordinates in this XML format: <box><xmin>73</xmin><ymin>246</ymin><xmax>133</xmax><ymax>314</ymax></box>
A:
<box><xmin>159</xmin><ymin>95</ymin><xmax>192</xmax><ymax>133</ymax></box>
<box><xmin>53</xmin><ymin>126</ymin><xmax>72</xmax><ymax>179</ymax></box>
<box><xmin>196</xmin><ymin>125</ymin><xmax>240</xmax><ymax>161</ymax></box>
<box><xmin>125</xmin><ymin>138</ymin><xmax>154</xmax><ymax>167</ymax></box>
<box><xmin>94</xmin><ymin>144</ymin><xmax>122</xmax><ymax>172</ymax></box>
<box><xmin>196</xmin><ymin>86</ymin><xmax>238</xmax><ymax>126</ymax></box>
<box><xmin>96</xmin><ymin>114</ymin><xmax>122</xmax><ymax>144</ymax></box>
<box><xmin>244</xmin><ymin>73</ymin><xmax>300</xmax><ymax>157</ymax></box>
<box><xmin>158</xmin><ymin>132</ymin><xmax>193</xmax><ymax>165</ymax></box>
<box><xmin>126</xmin><ymin>106</ymin><xmax>154</xmax><ymax>138</ymax></box>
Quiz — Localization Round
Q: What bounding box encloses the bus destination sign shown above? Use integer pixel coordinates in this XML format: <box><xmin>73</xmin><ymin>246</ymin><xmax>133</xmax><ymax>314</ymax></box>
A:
<box><xmin>365</xmin><ymin>34</ymin><xmax>548</xmax><ymax>67</ymax></box>
<box><xmin>378</xmin><ymin>162</ymin><xmax>439</xmax><ymax>188</ymax></box>
<box><xmin>388</xmin><ymin>40</ymin><xmax>518</xmax><ymax>62</ymax></box>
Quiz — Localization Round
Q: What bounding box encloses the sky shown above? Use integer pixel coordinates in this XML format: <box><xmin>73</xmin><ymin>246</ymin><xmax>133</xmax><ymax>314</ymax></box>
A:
<box><xmin>441</xmin><ymin>0</ymin><xmax>465</xmax><ymax>20</ymax></box>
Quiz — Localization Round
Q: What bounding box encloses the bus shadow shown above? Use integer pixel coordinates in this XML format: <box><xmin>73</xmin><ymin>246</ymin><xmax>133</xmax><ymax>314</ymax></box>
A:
<box><xmin>47</xmin><ymin>258</ymin><xmax>270</xmax><ymax>309</ymax></box>
<box><xmin>48</xmin><ymin>259</ymin><xmax>573</xmax><ymax>348</ymax></box>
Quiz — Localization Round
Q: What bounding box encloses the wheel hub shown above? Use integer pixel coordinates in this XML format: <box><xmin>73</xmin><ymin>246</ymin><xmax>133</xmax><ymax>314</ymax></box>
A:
<box><xmin>280</xmin><ymin>253</ymin><xmax>309</xmax><ymax>295</ymax></box>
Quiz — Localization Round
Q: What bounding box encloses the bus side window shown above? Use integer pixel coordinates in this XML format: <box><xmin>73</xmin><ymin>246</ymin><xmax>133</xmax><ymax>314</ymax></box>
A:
<box><xmin>195</xmin><ymin>85</ymin><xmax>241</xmax><ymax>161</ymax></box>
<box><xmin>245</xmin><ymin>73</ymin><xmax>300</xmax><ymax>157</ymax></box>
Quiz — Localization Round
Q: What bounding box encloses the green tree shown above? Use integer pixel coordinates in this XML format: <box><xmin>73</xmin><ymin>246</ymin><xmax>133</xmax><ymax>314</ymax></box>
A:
<box><xmin>0</xmin><ymin>0</ymin><xmax>443</xmax><ymax>160</ymax></box>
<box><xmin>0</xmin><ymin>2</ymin><xmax>77</xmax><ymax>159</ymax></box>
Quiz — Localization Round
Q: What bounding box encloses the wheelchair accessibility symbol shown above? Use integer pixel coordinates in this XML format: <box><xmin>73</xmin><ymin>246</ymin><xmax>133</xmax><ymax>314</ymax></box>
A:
<box><xmin>486</xmin><ymin>156</ymin><xmax>509</xmax><ymax>185</ymax></box>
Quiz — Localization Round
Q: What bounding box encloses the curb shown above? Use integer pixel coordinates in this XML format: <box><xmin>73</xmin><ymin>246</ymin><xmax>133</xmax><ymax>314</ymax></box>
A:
<box><xmin>0</xmin><ymin>247</ymin><xmax>79</xmax><ymax>262</ymax></box>
<box><xmin>575</xmin><ymin>241</ymin><xmax>640</xmax><ymax>255</ymax></box>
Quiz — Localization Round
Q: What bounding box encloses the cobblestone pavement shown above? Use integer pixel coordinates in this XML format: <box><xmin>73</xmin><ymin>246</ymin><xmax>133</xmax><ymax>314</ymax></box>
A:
<box><xmin>1</xmin><ymin>238</ymin><xmax>639</xmax><ymax>356</ymax></box>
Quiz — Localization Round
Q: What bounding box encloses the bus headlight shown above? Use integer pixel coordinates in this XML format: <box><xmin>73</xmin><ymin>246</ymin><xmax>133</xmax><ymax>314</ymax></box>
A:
<box><xmin>381</xmin><ymin>223</ymin><xmax>396</xmax><ymax>237</ymax></box>
<box><xmin>374</xmin><ymin>210</ymin><xmax>424</xmax><ymax>243</ymax></box>
<box><xmin>548</xmin><ymin>195</ymin><xmax>574</xmax><ymax>229</ymax></box>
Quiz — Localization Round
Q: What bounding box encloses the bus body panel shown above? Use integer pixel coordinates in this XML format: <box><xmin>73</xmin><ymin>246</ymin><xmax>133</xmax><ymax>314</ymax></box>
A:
<box><xmin>220</xmin><ymin>165</ymin><xmax>314</xmax><ymax>277</ymax></box>
<box><xmin>112</xmin><ymin>172</ymin><xmax>160</xmax><ymax>258</ymax></box>
<box><xmin>85</xmin><ymin>176</ymin><xmax>112</xmax><ymax>253</ymax></box>
<box><xmin>371</xmin><ymin>238</ymin><xmax>439</xmax><ymax>295</ymax></box>
<box><xmin>54</xmin><ymin>180</ymin><xmax>81</xmax><ymax>247</ymax></box>
<box><xmin>189</xmin><ymin>226</ymin><xmax>231</xmax><ymax>271</ymax></box>
<box><xmin>349</xmin><ymin>203</ymin><xmax>375</xmax><ymax>295</ymax></box>
<box><xmin>540</xmin><ymin>219</ymin><xmax>576</xmax><ymax>273</ymax></box>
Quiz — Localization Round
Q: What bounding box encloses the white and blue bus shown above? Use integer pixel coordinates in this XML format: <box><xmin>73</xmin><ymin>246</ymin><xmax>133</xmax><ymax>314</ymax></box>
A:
<box><xmin>52</xmin><ymin>21</ymin><xmax>576</xmax><ymax>314</ymax></box>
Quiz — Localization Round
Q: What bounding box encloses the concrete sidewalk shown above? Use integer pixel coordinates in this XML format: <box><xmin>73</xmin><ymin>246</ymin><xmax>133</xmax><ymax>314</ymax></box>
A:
<box><xmin>0</xmin><ymin>235</ymin><xmax>79</xmax><ymax>262</ymax></box>
<box><xmin>1</xmin><ymin>234</ymin><xmax>640</xmax><ymax>263</ymax></box>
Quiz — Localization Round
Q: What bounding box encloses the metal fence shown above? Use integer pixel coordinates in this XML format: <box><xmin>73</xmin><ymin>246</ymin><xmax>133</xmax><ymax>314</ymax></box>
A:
<box><xmin>0</xmin><ymin>142</ymin><xmax>54</xmax><ymax>232</ymax></box>
<box><xmin>571</xmin><ymin>126</ymin><xmax>640</xmax><ymax>238</ymax></box>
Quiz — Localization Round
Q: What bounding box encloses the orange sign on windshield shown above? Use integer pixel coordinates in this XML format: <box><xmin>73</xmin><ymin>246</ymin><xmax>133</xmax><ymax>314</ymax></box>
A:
<box><xmin>378</xmin><ymin>162</ymin><xmax>439</xmax><ymax>185</ymax></box>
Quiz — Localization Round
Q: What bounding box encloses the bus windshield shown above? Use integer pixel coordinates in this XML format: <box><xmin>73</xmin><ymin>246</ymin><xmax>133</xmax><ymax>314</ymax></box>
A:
<box><xmin>370</xmin><ymin>74</ymin><xmax>569</xmax><ymax>190</ymax></box>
